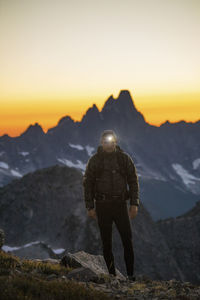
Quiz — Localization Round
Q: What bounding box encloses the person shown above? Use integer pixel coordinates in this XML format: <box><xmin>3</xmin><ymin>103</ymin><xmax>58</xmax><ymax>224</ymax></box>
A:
<box><xmin>82</xmin><ymin>129</ymin><xmax>140</xmax><ymax>281</ymax></box>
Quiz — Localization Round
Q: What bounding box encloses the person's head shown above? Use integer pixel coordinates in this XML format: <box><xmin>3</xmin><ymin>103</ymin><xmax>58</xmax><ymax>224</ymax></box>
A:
<box><xmin>100</xmin><ymin>130</ymin><xmax>117</xmax><ymax>153</ymax></box>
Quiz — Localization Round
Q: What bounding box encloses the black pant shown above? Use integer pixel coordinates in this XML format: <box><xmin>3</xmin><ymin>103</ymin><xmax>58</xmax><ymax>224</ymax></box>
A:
<box><xmin>95</xmin><ymin>200</ymin><xmax>134</xmax><ymax>276</ymax></box>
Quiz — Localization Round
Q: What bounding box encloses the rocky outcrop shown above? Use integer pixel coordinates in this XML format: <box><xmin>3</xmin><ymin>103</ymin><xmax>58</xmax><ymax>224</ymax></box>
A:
<box><xmin>60</xmin><ymin>251</ymin><xmax>125</xmax><ymax>280</ymax></box>
<box><xmin>1</xmin><ymin>248</ymin><xmax>200</xmax><ymax>300</ymax></box>
<box><xmin>156</xmin><ymin>200</ymin><xmax>200</xmax><ymax>285</ymax></box>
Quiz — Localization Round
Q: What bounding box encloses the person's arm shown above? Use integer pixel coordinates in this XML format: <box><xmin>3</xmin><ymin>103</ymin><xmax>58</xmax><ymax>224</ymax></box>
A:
<box><xmin>83</xmin><ymin>156</ymin><xmax>96</xmax><ymax>210</ymax></box>
<box><xmin>126</xmin><ymin>155</ymin><xmax>140</xmax><ymax>207</ymax></box>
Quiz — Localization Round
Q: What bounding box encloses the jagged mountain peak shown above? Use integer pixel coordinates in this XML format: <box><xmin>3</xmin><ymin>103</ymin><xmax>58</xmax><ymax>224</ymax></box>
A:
<box><xmin>101</xmin><ymin>89</ymin><xmax>137</xmax><ymax>113</ymax></box>
<box><xmin>92</xmin><ymin>103</ymin><xmax>99</xmax><ymax>110</ymax></box>
<box><xmin>86</xmin><ymin>103</ymin><xmax>99</xmax><ymax>114</ymax></box>
<box><xmin>118</xmin><ymin>89</ymin><xmax>138</xmax><ymax>108</ymax></box>
<box><xmin>0</xmin><ymin>133</ymin><xmax>11</xmax><ymax>140</ymax></box>
<box><xmin>81</xmin><ymin>103</ymin><xmax>100</xmax><ymax>123</ymax></box>
<box><xmin>21</xmin><ymin>122</ymin><xmax>45</xmax><ymax>137</ymax></box>
<box><xmin>118</xmin><ymin>89</ymin><xmax>133</xmax><ymax>100</ymax></box>
<box><xmin>57</xmin><ymin>115</ymin><xmax>75</xmax><ymax>126</ymax></box>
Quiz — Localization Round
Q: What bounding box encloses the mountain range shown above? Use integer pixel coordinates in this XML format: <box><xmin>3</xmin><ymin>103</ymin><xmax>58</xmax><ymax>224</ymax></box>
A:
<box><xmin>0</xmin><ymin>89</ymin><xmax>200</xmax><ymax>220</ymax></box>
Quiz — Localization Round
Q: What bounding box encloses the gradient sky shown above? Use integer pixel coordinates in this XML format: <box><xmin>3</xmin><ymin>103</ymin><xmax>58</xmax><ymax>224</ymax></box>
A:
<box><xmin>0</xmin><ymin>0</ymin><xmax>200</xmax><ymax>137</ymax></box>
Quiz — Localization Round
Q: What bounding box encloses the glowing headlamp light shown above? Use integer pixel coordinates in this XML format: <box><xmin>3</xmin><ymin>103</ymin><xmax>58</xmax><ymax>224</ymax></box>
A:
<box><xmin>105</xmin><ymin>135</ymin><xmax>115</xmax><ymax>142</ymax></box>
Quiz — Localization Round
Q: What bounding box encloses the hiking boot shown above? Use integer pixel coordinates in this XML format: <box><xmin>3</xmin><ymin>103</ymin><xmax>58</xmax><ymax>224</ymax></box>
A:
<box><xmin>126</xmin><ymin>274</ymin><xmax>136</xmax><ymax>282</ymax></box>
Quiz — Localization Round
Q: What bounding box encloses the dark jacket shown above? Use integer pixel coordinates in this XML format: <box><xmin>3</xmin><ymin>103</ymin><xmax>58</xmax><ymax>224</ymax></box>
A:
<box><xmin>83</xmin><ymin>144</ymin><xmax>140</xmax><ymax>209</ymax></box>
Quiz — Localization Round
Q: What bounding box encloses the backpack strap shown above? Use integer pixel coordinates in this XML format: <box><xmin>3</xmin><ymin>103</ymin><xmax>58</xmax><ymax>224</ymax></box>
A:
<box><xmin>116</xmin><ymin>150</ymin><xmax>127</xmax><ymax>179</ymax></box>
<box><xmin>95</xmin><ymin>151</ymin><xmax>104</xmax><ymax>179</ymax></box>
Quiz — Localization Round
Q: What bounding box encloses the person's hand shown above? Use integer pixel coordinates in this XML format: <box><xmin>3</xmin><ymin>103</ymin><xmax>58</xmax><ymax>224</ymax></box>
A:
<box><xmin>128</xmin><ymin>205</ymin><xmax>138</xmax><ymax>219</ymax></box>
<box><xmin>87</xmin><ymin>208</ymin><xmax>97</xmax><ymax>220</ymax></box>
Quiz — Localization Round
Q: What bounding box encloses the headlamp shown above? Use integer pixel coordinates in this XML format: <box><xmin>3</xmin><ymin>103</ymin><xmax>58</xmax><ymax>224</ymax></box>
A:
<box><xmin>106</xmin><ymin>135</ymin><xmax>113</xmax><ymax>141</ymax></box>
<box><xmin>104</xmin><ymin>134</ymin><xmax>116</xmax><ymax>143</ymax></box>
<box><xmin>100</xmin><ymin>130</ymin><xmax>117</xmax><ymax>145</ymax></box>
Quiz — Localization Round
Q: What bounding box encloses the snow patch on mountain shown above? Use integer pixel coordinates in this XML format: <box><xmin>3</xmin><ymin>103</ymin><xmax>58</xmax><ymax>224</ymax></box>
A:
<box><xmin>0</xmin><ymin>162</ymin><xmax>22</xmax><ymax>177</ymax></box>
<box><xmin>57</xmin><ymin>158</ymin><xmax>86</xmax><ymax>171</ymax></box>
<box><xmin>193</xmin><ymin>158</ymin><xmax>200</xmax><ymax>170</ymax></box>
<box><xmin>0</xmin><ymin>161</ymin><xmax>9</xmax><ymax>169</ymax></box>
<box><xmin>172</xmin><ymin>163</ymin><xmax>200</xmax><ymax>186</ymax></box>
<box><xmin>69</xmin><ymin>143</ymin><xmax>84</xmax><ymax>150</ymax></box>
<box><xmin>52</xmin><ymin>248</ymin><xmax>65</xmax><ymax>254</ymax></box>
<box><xmin>11</xmin><ymin>169</ymin><xmax>23</xmax><ymax>177</ymax></box>
<box><xmin>68</xmin><ymin>143</ymin><xmax>95</xmax><ymax>156</ymax></box>
<box><xmin>2</xmin><ymin>241</ymin><xmax>65</xmax><ymax>255</ymax></box>
<box><xmin>19</xmin><ymin>151</ymin><xmax>29</xmax><ymax>156</ymax></box>
<box><xmin>2</xmin><ymin>241</ymin><xmax>41</xmax><ymax>252</ymax></box>
<box><xmin>85</xmin><ymin>145</ymin><xmax>95</xmax><ymax>156</ymax></box>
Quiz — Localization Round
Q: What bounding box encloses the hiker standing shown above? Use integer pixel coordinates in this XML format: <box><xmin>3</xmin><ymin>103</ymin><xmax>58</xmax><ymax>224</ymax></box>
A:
<box><xmin>83</xmin><ymin>130</ymin><xmax>140</xmax><ymax>281</ymax></box>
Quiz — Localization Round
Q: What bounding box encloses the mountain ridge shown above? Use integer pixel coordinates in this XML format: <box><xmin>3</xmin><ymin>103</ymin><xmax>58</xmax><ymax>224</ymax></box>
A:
<box><xmin>0</xmin><ymin>89</ymin><xmax>200</xmax><ymax>221</ymax></box>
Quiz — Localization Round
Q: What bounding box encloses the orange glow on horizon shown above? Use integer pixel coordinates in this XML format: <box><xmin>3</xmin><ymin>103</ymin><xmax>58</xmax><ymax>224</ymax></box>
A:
<box><xmin>1</xmin><ymin>0</ymin><xmax>199</xmax><ymax>137</ymax></box>
<box><xmin>1</xmin><ymin>92</ymin><xmax>199</xmax><ymax>137</ymax></box>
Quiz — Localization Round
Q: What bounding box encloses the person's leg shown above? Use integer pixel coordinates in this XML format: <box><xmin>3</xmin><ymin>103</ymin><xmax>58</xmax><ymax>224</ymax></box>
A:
<box><xmin>96</xmin><ymin>202</ymin><xmax>116</xmax><ymax>276</ymax></box>
<box><xmin>113</xmin><ymin>201</ymin><xmax>134</xmax><ymax>276</ymax></box>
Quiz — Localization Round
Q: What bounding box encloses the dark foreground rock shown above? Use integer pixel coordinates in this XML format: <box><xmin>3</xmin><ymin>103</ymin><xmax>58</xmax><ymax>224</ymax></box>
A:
<box><xmin>59</xmin><ymin>251</ymin><xmax>200</xmax><ymax>299</ymax></box>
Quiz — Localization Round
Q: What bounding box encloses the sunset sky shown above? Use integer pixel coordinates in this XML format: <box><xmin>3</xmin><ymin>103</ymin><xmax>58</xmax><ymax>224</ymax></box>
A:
<box><xmin>0</xmin><ymin>0</ymin><xmax>200</xmax><ymax>137</ymax></box>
